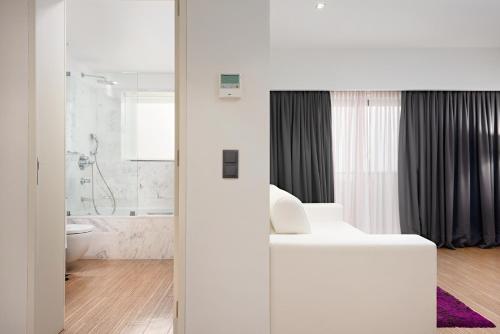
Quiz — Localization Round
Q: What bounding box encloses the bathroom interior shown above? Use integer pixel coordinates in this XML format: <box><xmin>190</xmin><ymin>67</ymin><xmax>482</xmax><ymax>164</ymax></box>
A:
<box><xmin>64</xmin><ymin>0</ymin><xmax>175</xmax><ymax>331</ymax></box>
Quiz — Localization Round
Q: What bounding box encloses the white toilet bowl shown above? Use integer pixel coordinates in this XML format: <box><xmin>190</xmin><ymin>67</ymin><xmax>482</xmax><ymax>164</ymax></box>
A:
<box><xmin>66</xmin><ymin>224</ymin><xmax>95</xmax><ymax>263</ymax></box>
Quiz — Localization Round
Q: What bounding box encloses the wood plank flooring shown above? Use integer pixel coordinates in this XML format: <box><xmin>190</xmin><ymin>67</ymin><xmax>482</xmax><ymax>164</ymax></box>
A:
<box><xmin>64</xmin><ymin>260</ymin><xmax>174</xmax><ymax>334</ymax></box>
<box><xmin>437</xmin><ymin>248</ymin><xmax>500</xmax><ymax>334</ymax></box>
<box><xmin>64</xmin><ymin>249</ymin><xmax>499</xmax><ymax>334</ymax></box>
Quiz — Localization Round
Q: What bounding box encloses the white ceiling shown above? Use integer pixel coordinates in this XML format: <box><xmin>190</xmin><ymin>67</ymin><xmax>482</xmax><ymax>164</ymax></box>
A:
<box><xmin>68</xmin><ymin>0</ymin><xmax>500</xmax><ymax>71</ymax></box>
<box><xmin>67</xmin><ymin>0</ymin><xmax>174</xmax><ymax>73</ymax></box>
<box><xmin>271</xmin><ymin>0</ymin><xmax>500</xmax><ymax>48</ymax></box>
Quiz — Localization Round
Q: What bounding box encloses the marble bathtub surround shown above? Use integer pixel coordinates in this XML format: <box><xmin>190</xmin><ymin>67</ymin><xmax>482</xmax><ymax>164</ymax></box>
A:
<box><xmin>67</xmin><ymin>215</ymin><xmax>174</xmax><ymax>260</ymax></box>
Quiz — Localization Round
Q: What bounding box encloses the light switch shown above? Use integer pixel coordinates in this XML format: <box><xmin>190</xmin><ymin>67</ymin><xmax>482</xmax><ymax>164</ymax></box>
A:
<box><xmin>223</xmin><ymin>150</ymin><xmax>238</xmax><ymax>163</ymax></box>
<box><xmin>223</xmin><ymin>150</ymin><xmax>238</xmax><ymax>179</ymax></box>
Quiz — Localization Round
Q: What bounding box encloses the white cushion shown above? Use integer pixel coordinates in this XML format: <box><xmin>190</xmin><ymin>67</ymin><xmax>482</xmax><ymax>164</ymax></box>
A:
<box><xmin>270</xmin><ymin>185</ymin><xmax>311</xmax><ymax>234</ymax></box>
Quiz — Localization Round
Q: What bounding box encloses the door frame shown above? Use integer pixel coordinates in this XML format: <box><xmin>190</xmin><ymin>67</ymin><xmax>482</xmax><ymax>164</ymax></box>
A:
<box><xmin>174</xmin><ymin>0</ymin><xmax>186</xmax><ymax>333</ymax></box>
<box><xmin>29</xmin><ymin>0</ymin><xmax>185</xmax><ymax>332</ymax></box>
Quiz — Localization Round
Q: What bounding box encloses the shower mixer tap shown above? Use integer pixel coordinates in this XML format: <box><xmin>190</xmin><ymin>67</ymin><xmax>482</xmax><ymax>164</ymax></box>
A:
<box><xmin>78</xmin><ymin>154</ymin><xmax>94</xmax><ymax>170</ymax></box>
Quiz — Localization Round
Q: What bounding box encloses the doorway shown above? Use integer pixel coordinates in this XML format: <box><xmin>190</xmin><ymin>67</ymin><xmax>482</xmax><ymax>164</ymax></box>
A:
<box><xmin>63</xmin><ymin>0</ymin><xmax>176</xmax><ymax>332</ymax></box>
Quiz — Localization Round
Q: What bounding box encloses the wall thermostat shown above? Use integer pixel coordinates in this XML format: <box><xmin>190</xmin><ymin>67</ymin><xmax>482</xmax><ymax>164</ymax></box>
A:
<box><xmin>219</xmin><ymin>74</ymin><xmax>241</xmax><ymax>98</ymax></box>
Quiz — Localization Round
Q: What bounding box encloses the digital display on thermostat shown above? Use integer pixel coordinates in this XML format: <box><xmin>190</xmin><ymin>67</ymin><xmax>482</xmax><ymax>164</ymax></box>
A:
<box><xmin>221</xmin><ymin>74</ymin><xmax>240</xmax><ymax>88</ymax></box>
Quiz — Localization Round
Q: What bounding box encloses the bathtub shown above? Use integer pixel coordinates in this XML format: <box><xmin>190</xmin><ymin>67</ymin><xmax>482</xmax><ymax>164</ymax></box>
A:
<box><xmin>66</xmin><ymin>214</ymin><xmax>175</xmax><ymax>260</ymax></box>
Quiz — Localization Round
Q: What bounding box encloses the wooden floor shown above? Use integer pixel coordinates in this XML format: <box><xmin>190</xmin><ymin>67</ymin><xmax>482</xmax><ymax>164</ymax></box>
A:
<box><xmin>64</xmin><ymin>260</ymin><xmax>174</xmax><ymax>334</ymax></box>
<box><xmin>437</xmin><ymin>248</ymin><xmax>500</xmax><ymax>334</ymax></box>
<box><xmin>64</xmin><ymin>249</ymin><xmax>499</xmax><ymax>334</ymax></box>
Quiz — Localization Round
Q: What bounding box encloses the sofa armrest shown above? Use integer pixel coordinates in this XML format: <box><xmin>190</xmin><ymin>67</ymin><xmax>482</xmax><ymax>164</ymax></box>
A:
<box><xmin>270</xmin><ymin>234</ymin><xmax>436</xmax><ymax>334</ymax></box>
<box><xmin>303</xmin><ymin>203</ymin><xmax>343</xmax><ymax>223</ymax></box>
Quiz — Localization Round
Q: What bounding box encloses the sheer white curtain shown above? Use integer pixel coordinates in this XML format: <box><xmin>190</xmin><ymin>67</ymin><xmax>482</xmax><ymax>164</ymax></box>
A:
<box><xmin>331</xmin><ymin>91</ymin><xmax>401</xmax><ymax>234</ymax></box>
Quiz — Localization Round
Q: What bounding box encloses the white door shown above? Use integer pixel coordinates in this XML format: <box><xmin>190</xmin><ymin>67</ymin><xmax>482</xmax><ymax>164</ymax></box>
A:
<box><xmin>34</xmin><ymin>0</ymin><xmax>66</xmax><ymax>332</ymax></box>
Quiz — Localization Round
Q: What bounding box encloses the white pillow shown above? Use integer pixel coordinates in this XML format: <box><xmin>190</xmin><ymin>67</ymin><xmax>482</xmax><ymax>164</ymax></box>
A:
<box><xmin>269</xmin><ymin>185</ymin><xmax>311</xmax><ymax>234</ymax></box>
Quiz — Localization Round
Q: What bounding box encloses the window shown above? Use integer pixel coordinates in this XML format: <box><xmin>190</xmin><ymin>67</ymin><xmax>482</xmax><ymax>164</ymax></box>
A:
<box><xmin>121</xmin><ymin>91</ymin><xmax>175</xmax><ymax>161</ymax></box>
<box><xmin>331</xmin><ymin>91</ymin><xmax>401</xmax><ymax>234</ymax></box>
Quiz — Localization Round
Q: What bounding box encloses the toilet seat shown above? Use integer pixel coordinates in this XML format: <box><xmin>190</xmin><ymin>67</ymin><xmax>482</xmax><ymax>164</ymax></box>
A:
<box><xmin>66</xmin><ymin>224</ymin><xmax>95</xmax><ymax>235</ymax></box>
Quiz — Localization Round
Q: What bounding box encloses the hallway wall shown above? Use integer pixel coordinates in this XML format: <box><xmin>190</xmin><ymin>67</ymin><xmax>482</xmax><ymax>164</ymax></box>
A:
<box><xmin>182</xmin><ymin>0</ymin><xmax>270</xmax><ymax>333</ymax></box>
<box><xmin>0</xmin><ymin>0</ymin><xmax>32</xmax><ymax>332</ymax></box>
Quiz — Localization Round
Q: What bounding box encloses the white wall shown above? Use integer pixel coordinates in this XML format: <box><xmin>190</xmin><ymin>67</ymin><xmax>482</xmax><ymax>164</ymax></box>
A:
<box><xmin>0</xmin><ymin>0</ymin><xmax>32</xmax><ymax>332</ymax></box>
<box><xmin>271</xmin><ymin>47</ymin><xmax>500</xmax><ymax>91</ymax></box>
<box><xmin>138</xmin><ymin>73</ymin><xmax>175</xmax><ymax>92</ymax></box>
<box><xmin>181</xmin><ymin>0</ymin><xmax>270</xmax><ymax>333</ymax></box>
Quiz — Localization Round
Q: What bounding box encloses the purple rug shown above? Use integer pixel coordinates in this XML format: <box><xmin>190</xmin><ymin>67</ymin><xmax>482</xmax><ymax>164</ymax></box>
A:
<box><xmin>438</xmin><ymin>287</ymin><xmax>495</xmax><ymax>328</ymax></box>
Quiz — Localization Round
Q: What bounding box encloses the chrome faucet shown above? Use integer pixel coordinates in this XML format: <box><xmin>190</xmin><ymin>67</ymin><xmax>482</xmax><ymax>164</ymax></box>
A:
<box><xmin>80</xmin><ymin>177</ymin><xmax>91</xmax><ymax>185</ymax></box>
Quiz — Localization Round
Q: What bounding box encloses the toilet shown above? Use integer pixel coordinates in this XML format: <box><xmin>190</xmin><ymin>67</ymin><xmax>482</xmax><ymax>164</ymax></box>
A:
<box><xmin>66</xmin><ymin>224</ymin><xmax>95</xmax><ymax>263</ymax></box>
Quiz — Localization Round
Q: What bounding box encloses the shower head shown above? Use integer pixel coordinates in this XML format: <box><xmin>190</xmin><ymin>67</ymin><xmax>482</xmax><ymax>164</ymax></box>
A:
<box><xmin>81</xmin><ymin>73</ymin><xmax>118</xmax><ymax>86</ymax></box>
<box><xmin>90</xmin><ymin>133</ymin><xmax>99</xmax><ymax>155</ymax></box>
<box><xmin>97</xmin><ymin>79</ymin><xmax>118</xmax><ymax>86</ymax></box>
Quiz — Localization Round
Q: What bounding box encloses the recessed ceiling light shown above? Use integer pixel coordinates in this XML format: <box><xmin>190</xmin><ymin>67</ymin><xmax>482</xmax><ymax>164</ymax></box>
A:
<box><xmin>316</xmin><ymin>2</ymin><xmax>326</xmax><ymax>10</ymax></box>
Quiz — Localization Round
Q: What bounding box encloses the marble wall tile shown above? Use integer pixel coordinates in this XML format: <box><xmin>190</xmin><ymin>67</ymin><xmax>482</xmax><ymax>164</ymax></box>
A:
<box><xmin>65</xmin><ymin>72</ymin><xmax>174</xmax><ymax>216</ymax></box>
<box><xmin>67</xmin><ymin>215</ymin><xmax>174</xmax><ymax>259</ymax></box>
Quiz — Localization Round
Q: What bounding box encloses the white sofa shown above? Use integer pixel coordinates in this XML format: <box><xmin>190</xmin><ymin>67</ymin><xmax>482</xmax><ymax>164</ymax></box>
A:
<box><xmin>270</xmin><ymin>202</ymin><xmax>437</xmax><ymax>334</ymax></box>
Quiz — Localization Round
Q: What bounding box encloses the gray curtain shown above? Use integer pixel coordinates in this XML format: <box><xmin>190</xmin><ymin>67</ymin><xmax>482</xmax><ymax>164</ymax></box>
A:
<box><xmin>270</xmin><ymin>91</ymin><xmax>334</xmax><ymax>203</ymax></box>
<box><xmin>398</xmin><ymin>91</ymin><xmax>500</xmax><ymax>248</ymax></box>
